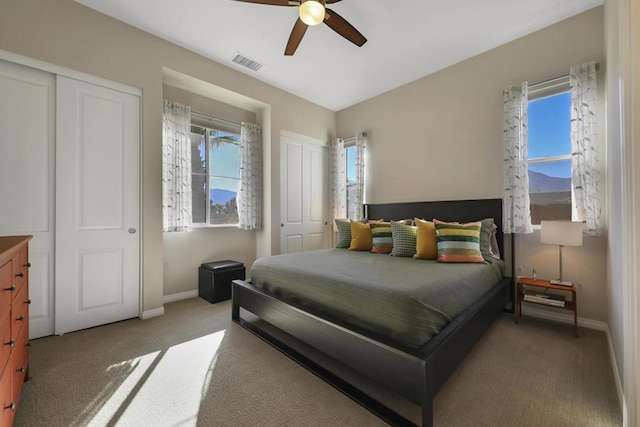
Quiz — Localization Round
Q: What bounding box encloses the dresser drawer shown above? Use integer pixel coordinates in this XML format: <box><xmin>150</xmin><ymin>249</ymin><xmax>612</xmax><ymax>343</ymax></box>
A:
<box><xmin>0</xmin><ymin>363</ymin><xmax>13</xmax><ymax>427</ymax></box>
<box><xmin>11</xmin><ymin>326</ymin><xmax>28</xmax><ymax>411</ymax></box>
<box><xmin>11</xmin><ymin>284</ymin><xmax>28</xmax><ymax>342</ymax></box>
<box><xmin>11</xmin><ymin>250</ymin><xmax>26</xmax><ymax>303</ymax></box>
<box><xmin>0</xmin><ymin>262</ymin><xmax>12</xmax><ymax>318</ymax></box>
<box><xmin>0</xmin><ymin>313</ymin><xmax>10</xmax><ymax>378</ymax></box>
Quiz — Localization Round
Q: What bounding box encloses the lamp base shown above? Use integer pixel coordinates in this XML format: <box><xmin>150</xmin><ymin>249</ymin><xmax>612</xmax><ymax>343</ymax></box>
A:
<box><xmin>550</xmin><ymin>279</ymin><xmax>574</xmax><ymax>287</ymax></box>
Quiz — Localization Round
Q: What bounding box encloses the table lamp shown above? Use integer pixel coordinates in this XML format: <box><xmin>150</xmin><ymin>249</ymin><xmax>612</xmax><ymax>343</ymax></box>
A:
<box><xmin>540</xmin><ymin>220</ymin><xmax>583</xmax><ymax>286</ymax></box>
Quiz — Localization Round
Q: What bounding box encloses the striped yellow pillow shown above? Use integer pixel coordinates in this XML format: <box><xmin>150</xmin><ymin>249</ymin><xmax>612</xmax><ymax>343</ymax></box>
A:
<box><xmin>370</xmin><ymin>221</ymin><xmax>393</xmax><ymax>254</ymax></box>
<box><xmin>434</xmin><ymin>219</ymin><xmax>484</xmax><ymax>263</ymax></box>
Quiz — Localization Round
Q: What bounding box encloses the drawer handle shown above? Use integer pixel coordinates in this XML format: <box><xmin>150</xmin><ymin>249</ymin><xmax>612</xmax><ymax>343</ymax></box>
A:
<box><xmin>4</xmin><ymin>285</ymin><xmax>15</xmax><ymax>292</ymax></box>
<box><xmin>4</xmin><ymin>340</ymin><xmax>14</xmax><ymax>347</ymax></box>
<box><xmin>15</xmin><ymin>316</ymin><xmax>24</xmax><ymax>322</ymax></box>
<box><xmin>15</xmin><ymin>272</ymin><xmax>24</xmax><ymax>278</ymax></box>
<box><xmin>24</xmin><ymin>262</ymin><xmax>31</xmax><ymax>268</ymax></box>
<box><xmin>25</xmin><ymin>299</ymin><xmax>31</xmax><ymax>305</ymax></box>
<box><xmin>3</xmin><ymin>403</ymin><xmax>15</xmax><ymax>411</ymax></box>
<box><xmin>16</xmin><ymin>367</ymin><xmax>25</xmax><ymax>373</ymax></box>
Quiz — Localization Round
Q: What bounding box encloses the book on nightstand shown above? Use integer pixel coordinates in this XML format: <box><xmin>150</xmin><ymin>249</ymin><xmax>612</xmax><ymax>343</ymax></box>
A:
<box><xmin>523</xmin><ymin>292</ymin><xmax>566</xmax><ymax>307</ymax></box>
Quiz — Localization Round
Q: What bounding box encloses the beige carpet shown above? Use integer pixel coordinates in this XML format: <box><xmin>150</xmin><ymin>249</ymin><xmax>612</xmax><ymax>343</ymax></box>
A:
<box><xmin>14</xmin><ymin>298</ymin><xmax>622</xmax><ymax>426</ymax></box>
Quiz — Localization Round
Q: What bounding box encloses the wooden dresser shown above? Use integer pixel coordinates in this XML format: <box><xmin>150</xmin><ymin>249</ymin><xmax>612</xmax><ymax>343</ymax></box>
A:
<box><xmin>0</xmin><ymin>236</ymin><xmax>31</xmax><ymax>426</ymax></box>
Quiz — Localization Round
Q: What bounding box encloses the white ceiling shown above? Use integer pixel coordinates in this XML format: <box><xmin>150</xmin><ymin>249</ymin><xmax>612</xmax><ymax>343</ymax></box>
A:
<box><xmin>75</xmin><ymin>0</ymin><xmax>602</xmax><ymax>111</ymax></box>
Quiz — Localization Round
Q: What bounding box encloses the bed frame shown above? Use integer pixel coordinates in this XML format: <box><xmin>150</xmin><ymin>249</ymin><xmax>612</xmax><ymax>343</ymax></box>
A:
<box><xmin>232</xmin><ymin>199</ymin><xmax>513</xmax><ymax>426</ymax></box>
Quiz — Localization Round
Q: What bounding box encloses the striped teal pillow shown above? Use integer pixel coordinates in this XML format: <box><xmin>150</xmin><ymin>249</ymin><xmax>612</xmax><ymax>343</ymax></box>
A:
<box><xmin>434</xmin><ymin>220</ymin><xmax>484</xmax><ymax>263</ymax></box>
<box><xmin>370</xmin><ymin>222</ymin><xmax>393</xmax><ymax>254</ymax></box>
<box><xmin>390</xmin><ymin>221</ymin><xmax>417</xmax><ymax>257</ymax></box>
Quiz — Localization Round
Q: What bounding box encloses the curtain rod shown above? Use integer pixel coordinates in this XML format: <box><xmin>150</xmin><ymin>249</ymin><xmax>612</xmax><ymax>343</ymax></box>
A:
<box><xmin>531</xmin><ymin>62</ymin><xmax>600</xmax><ymax>87</ymax></box>
<box><xmin>342</xmin><ymin>131</ymin><xmax>367</xmax><ymax>143</ymax></box>
<box><xmin>191</xmin><ymin>111</ymin><xmax>241</xmax><ymax>127</ymax></box>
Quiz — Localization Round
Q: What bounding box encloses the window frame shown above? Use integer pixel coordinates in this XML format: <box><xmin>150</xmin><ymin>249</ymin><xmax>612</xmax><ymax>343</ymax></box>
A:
<box><xmin>190</xmin><ymin>120</ymin><xmax>242</xmax><ymax>228</ymax></box>
<box><xmin>344</xmin><ymin>141</ymin><xmax>357</xmax><ymax>219</ymax></box>
<box><xmin>527</xmin><ymin>76</ymin><xmax>572</xmax><ymax>226</ymax></box>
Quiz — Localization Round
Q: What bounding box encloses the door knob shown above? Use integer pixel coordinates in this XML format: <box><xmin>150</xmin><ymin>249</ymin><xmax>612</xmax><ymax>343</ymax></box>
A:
<box><xmin>128</xmin><ymin>228</ymin><xmax>137</xmax><ymax>234</ymax></box>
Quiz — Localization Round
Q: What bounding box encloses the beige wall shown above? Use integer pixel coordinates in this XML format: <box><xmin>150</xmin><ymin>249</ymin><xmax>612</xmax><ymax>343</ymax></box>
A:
<box><xmin>337</xmin><ymin>7</ymin><xmax>608</xmax><ymax>321</ymax></box>
<box><xmin>0</xmin><ymin>0</ymin><xmax>336</xmax><ymax>313</ymax></box>
<box><xmin>604</xmin><ymin>0</ymin><xmax>626</xmax><ymax>382</ymax></box>
<box><xmin>605</xmin><ymin>0</ymin><xmax>640</xmax><ymax>419</ymax></box>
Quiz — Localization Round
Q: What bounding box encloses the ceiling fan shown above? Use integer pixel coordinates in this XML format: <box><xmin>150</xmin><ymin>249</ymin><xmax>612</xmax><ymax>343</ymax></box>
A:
<box><xmin>233</xmin><ymin>0</ymin><xmax>367</xmax><ymax>55</ymax></box>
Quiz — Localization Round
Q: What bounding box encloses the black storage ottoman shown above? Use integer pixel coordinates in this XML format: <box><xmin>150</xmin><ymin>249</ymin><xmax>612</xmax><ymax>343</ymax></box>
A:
<box><xmin>198</xmin><ymin>260</ymin><xmax>245</xmax><ymax>303</ymax></box>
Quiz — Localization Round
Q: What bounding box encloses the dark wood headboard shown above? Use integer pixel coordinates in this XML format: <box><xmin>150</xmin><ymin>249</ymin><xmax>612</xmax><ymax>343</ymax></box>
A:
<box><xmin>364</xmin><ymin>198</ymin><xmax>506</xmax><ymax>259</ymax></box>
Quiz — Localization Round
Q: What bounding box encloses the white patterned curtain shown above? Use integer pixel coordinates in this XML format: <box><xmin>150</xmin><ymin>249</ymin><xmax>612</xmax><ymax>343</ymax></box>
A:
<box><xmin>162</xmin><ymin>100</ymin><xmax>192</xmax><ymax>232</ymax></box>
<box><xmin>237</xmin><ymin>122</ymin><xmax>262</xmax><ymax>230</ymax></box>
<box><xmin>570</xmin><ymin>62</ymin><xmax>601</xmax><ymax>236</ymax></box>
<box><xmin>330</xmin><ymin>137</ymin><xmax>346</xmax><ymax>228</ymax></box>
<box><xmin>502</xmin><ymin>82</ymin><xmax>533</xmax><ymax>234</ymax></box>
<box><xmin>354</xmin><ymin>132</ymin><xmax>366</xmax><ymax>220</ymax></box>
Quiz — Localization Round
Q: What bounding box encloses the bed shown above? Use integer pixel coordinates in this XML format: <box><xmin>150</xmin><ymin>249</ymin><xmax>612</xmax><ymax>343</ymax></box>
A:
<box><xmin>232</xmin><ymin>199</ymin><xmax>513</xmax><ymax>427</ymax></box>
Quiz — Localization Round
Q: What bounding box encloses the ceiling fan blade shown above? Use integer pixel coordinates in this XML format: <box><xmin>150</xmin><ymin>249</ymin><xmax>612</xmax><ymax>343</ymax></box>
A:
<box><xmin>232</xmin><ymin>0</ymin><xmax>298</xmax><ymax>6</ymax></box>
<box><xmin>325</xmin><ymin>0</ymin><xmax>343</xmax><ymax>3</ymax></box>
<box><xmin>285</xmin><ymin>18</ymin><xmax>308</xmax><ymax>56</ymax></box>
<box><xmin>324</xmin><ymin>8</ymin><xmax>367</xmax><ymax>47</ymax></box>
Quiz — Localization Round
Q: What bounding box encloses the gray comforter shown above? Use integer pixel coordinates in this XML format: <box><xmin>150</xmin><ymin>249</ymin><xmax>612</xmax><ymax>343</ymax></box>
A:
<box><xmin>250</xmin><ymin>249</ymin><xmax>505</xmax><ymax>348</ymax></box>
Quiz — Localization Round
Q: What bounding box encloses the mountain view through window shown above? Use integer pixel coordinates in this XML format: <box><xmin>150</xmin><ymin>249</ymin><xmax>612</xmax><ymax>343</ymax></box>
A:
<box><xmin>191</xmin><ymin>127</ymin><xmax>241</xmax><ymax>225</ymax></box>
<box><xmin>528</xmin><ymin>92</ymin><xmax>572</xmax><ymax>224</ymax></box>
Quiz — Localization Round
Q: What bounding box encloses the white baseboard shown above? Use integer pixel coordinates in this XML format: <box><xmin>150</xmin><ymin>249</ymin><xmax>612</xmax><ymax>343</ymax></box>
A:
<box><xmin>604</xmin><ymin>323</ymin><xmax>626</xmax><ymax>424</ymax></box>
<box><xmin>521</xmin><ymin>305</ymin><xmax>606</xmax><ymax>330</ymax></box>
<box><xmin>139</xmin><ymin>290</ymin><xmax>198</xmax><ymax>320</ymax></box>
<box><xmin>163</xmin><ymin>289</ymin><xmax>199</xmax><ymax>304</ymax></box>
<box><xmin>141</xmin><ymin>307</ymin><xmax>164</xmax><ymax>320</ymax></box>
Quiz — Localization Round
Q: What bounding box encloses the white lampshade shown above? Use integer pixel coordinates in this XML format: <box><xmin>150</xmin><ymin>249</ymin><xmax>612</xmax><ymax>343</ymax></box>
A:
<box><xmin>540</xmin><ymin>221</ymin><xmax>584</xmax><ymax>247</ymax></box>
<box><xmin>299</xmin><ymin>0</ymin><xmax>325</xmax><ymax>26</ymax></box>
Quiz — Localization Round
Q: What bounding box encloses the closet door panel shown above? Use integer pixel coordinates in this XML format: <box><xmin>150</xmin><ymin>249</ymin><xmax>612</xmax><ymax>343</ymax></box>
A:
<box><xmin>0</xmin><ymin>59</ymin><xmax>55</xmax><ymax>338</ymax></box>
<box><xmin>55</xmin><ymin>76</ymin><xmax>140</xmax><ymax>335</ymax></box>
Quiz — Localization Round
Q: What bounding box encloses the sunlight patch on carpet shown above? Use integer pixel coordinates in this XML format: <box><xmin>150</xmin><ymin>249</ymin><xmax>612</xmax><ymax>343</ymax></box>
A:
<box><xmin>89</xmin><ymin>330</ymin><xmax>226</xmax><ymax>426</ymax></box>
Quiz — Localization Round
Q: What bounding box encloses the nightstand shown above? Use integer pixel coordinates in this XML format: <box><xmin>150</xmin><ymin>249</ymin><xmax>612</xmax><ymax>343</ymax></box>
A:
<box><xmin>515</xmin><ymin>277</ymin><xmax>578</xmax><ymax>337</ymax></box>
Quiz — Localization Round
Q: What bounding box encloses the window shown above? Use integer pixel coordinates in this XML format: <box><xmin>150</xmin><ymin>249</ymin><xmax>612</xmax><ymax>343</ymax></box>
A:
<box><xmin>527</xmin><ymin>87</ymin><xmax>572</xmax><ymax>225</ymax></box>
<box><xmin>190</xmin><ymin>125</ymin><xmax>241</xmax><ymax>225</ymax></box>
<box><xmin>345</xmin><ymin>144</ymin><xmax>357</xmax><ymax>219</ymax></box>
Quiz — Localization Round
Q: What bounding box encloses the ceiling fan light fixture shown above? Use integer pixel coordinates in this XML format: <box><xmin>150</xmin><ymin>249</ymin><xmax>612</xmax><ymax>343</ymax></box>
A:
<box><xmin>299</xmin><ymin>0</ymin><xmax>325</xmax><ymax>26</ymax></box>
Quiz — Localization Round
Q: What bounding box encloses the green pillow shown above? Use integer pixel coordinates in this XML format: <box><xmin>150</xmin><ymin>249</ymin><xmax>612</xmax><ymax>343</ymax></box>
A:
<box><xmin>479</xmin><ymin>218</ymin><xmax>495</xmax><ymax>263</ymax></box>
<box><xmin>390</xmin><ymin>221</ymin><xmax>417</xmax><ymax>257</ymax></box>
<box><xmin>335</xmin><ymin>218</ymin><xmax>366</xmax><ymax>248</ymax></box>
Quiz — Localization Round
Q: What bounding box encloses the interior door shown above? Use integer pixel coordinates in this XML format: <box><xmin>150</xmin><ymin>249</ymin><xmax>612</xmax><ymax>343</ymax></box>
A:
<box><xmin>280</xmin><ymin>135</ymin><xmax>329</xmax><ymax>254</ymax></box>
<box><xmin>55</xmin><ymin>76</ymin><xmax>140</xmax><ymax>335</ymax></box>
<box><xmin>0</xmin><ymin>59</ymin><xmax>56</xmax><ymax>339</ymax></box>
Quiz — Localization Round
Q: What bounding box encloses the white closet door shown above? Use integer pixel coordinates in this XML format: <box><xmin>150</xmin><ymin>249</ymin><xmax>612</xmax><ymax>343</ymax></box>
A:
<box><xmin>280</xmin><ymin>135</ymin><xmax>329</xmax><ymax>254</ymax></box>
<box><xmin>55</xmin><ymin>76</ymin><xmax>140</xmax><ymax>335</ymax></box>
<box><xmin>0</xmin><ymin>59</ymin><xmax>56</xmax><ymax>339</ymax></box>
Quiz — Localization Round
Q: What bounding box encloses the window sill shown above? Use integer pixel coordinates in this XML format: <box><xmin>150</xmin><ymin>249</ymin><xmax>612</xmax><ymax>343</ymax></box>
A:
<box><xmin>192</xmin><ymin>223</ymin><xmax>240</xmax><ymax>229</ymax></box>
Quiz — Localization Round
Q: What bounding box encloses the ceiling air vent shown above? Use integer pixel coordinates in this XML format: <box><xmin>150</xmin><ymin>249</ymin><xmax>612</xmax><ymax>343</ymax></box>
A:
<box><xmin>232</xmin><ymin>53</ymin><xmax>263</xmax><ymax>72</ymax></box>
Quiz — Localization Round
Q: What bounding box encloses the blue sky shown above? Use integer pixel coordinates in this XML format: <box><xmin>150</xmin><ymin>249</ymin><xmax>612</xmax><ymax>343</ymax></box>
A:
<box><xmin>346</xmin><ymin>145</ymin><xmax>356</xmax><ymax>182</ymax></box>
<box><xmin>210</xmin><ymin>141</ymin><xmax>240</xmax><ymax>193</ymax></box>
<box><xmin>195</xmin><ymin>131</ymin><xmax>241</xmax><ymax>194</ymax></box>
<box><xmin>528</xmin><ymin>92</ymin><xmax>571</xmax><ymax>178</ymax></box>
